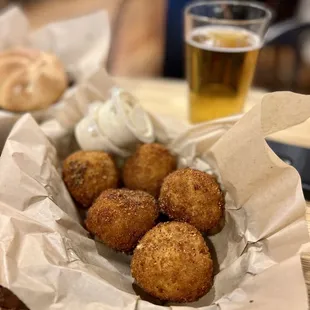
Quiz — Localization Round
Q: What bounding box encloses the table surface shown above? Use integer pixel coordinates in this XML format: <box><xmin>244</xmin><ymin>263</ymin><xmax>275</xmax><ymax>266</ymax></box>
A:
<box><xmin>118</xmin><ymin>78</ymin><xmax>310</xmax><ymax>148</ymax></box>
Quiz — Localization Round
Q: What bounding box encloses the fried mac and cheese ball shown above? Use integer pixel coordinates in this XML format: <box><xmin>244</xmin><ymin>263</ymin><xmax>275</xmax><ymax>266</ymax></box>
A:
<box><xmin>131</xmin><ymin>222</ymin><xmax>213</xmax><ymax>302</ymax></box>
<box><xmin>85</xmin><ymin>189</ymin><xmax>159</xmax><ymax>252</ymax></box>
<box><xmin>63</xmin><ymin>151</ymin><xmax>119</xmax><ymax>208</ymax></box>
<box><xmin>123</xmin><ymin>143</ymin><xmax>177</xmax><ymax>197</ymax></box>
<box><xmin>159</xmin><ymin>168</ymin><xmax>224</xmax><ymax>231</ymax></box>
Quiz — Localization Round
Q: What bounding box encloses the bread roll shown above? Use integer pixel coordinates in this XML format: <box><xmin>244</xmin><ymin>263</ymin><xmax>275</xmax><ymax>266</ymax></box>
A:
<box><xmin>0</xmin><ymin>48</ymin><xmax>68</xmax><ymax>112</ymax></box>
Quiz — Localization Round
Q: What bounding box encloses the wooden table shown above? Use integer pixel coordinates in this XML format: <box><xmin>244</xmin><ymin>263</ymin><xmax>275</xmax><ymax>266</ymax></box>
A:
<box><xmin>119</xmin><ymin>78</ymin><xmax>310</xmax><ymax>148</ymax></box>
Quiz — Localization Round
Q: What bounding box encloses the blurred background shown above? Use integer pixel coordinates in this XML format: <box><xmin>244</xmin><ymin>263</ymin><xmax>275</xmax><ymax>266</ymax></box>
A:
<box><xmin>2</xmin><ymin>0</ymin><xmax>310</xmax><ymax>93</ymax></box>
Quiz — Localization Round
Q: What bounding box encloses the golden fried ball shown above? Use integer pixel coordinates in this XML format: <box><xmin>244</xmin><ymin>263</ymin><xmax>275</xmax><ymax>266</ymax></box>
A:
<box><xmin>63</xmin><ymin>151</ymin><xmax>118</xmax><ymax>208</ymax></box>
<box><xmin>123</xmin><ymin>143</ymin><xmax>177</xmax><ymax>197</ymax></box>
<box><xmin>85</xmin><ymin>189</ymin><xmax>159</xmax><ymax>252</ymax></box>
<box><xmin>131</xmin><ymin>221</ymin><xmax>213</xmax><ymax>302</ymax></box>
<box><xmin>159</xmin><ymin>168</ymin><xmax>224</xmax><ymax>231</ymax></box>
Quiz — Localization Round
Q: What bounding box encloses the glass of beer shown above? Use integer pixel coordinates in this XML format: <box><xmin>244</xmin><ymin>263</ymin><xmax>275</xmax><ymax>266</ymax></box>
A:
<box><xmin>185</xmin><ymin>1</ymin><xmax>272</xmax><ymax>123</ymax></box>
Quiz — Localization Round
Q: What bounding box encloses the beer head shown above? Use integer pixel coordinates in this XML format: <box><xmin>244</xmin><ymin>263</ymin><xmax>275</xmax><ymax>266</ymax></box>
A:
<box><xmin>187</xmin><ymin>26</ymin><xmax>262</xmax><ymax>52</ymax></box>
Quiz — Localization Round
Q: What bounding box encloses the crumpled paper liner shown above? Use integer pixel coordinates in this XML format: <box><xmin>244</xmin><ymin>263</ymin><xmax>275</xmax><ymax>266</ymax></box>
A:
<box><xmin>0</xmin><ymin>70</ymin><xmax>310</xmax><ymax>309</ymax></box>
<box><xmin>0</xmin><ymin>6</ymin><xmax>110</xmax><ymax>150</ymax></box>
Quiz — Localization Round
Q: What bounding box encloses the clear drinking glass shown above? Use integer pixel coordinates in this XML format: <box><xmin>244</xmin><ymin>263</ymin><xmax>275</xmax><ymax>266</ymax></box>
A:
<box><xmin>184</xmin><ymin>1</ymin><xmax>272</xmax><ymax>123</ymax></box>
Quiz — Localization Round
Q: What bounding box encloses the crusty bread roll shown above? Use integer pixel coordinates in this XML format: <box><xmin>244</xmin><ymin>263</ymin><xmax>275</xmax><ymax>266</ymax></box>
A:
<box><xmin>0</xmin><ymin>48</ymin><xmax>68</xmax><ymax>112</ymax></box>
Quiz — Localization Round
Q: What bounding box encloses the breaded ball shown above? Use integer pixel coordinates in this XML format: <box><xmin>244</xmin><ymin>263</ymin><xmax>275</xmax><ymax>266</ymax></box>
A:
<box><xmin>85</xmin><ymin>189</ymin><xmax>159</xmax><ymax>252</ymax></box>
<box><xmin>63</xmin><ymin>151</ymin><xmax>118</xmax><ymax>208</ymax></box>
<box><xmin>159</xmin><ymin>168</ymin><xmax>224</xmax><ymax>231</ymax></box>
<box><xmin>131</xmin><ymin>221</ymin><xmax>213</xmax><ymax>302</ymax></box>
<box><xmin>123</xmin><ymin>143</ymin><xmax>177</xmax><ymax>197</ymax></box>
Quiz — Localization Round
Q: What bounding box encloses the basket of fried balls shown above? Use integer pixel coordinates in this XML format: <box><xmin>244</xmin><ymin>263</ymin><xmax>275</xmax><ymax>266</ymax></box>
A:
<box><xmin>62</xmin><ymin>143</ymin><xmax>224</xmax><ymax>303</ymax></box>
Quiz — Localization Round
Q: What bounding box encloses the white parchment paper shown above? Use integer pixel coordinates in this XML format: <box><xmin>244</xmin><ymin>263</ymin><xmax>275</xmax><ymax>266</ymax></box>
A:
<box><xmin>0</xmin><ymin>70</ymin><xmax>309</xmax><ymax>309</ymax></box>
<box><xmin>0</xmin><ymin>6</ymin><xmax>110</xmax><ymax>150</ymax></box>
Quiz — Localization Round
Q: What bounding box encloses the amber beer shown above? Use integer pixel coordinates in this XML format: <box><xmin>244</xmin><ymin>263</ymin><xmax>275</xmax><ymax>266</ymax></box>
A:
<box><xmin>186</xmin><ymin>26</ymin><xmax>261</xmax><ymax>123</ymax></box>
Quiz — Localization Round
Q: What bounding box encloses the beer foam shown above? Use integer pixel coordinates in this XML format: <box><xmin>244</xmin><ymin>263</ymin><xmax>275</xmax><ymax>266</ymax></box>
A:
<box><xmin>186</xmin><ymin>26</ymin><xmax>262</xmax><ymax>53</ymax></box>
